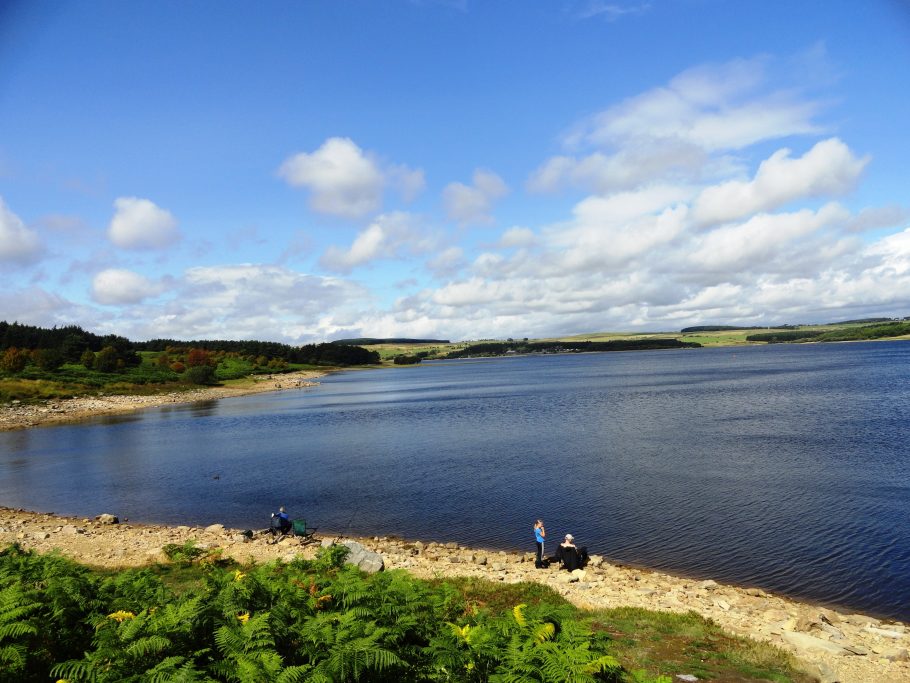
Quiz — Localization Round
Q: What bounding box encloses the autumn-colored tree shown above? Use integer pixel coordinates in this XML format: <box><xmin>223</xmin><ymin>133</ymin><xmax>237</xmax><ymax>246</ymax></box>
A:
<box><xmin>170</xmin><ymin>361</ymin><xmax>186</xmax><ymax>374</ymax></box>
<box><xmin>186</xmin><ymin>348</ymin><xmax>215</xmax><ymax>367</ymax></box>
<box><xmin>0</xmin><ymin>346</ymin><xmax>29</xmax><ymax>373</ymax></box>
<box><xmin>156</xmin><ymin>353</ymin><xmax>171</xmax><ymax>368</ymax></box>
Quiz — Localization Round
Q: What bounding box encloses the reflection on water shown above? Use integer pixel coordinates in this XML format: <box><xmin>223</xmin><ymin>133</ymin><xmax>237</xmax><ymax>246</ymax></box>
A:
<box><xmin>0</xmin><ymin>341</ymin><xmax>908</xmax><ymax>620</ymax></box>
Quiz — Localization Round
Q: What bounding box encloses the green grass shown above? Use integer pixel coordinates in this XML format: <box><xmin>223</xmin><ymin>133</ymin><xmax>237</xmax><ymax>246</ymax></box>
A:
<box><xmin>590</xmin><ymin>607</ymin><xmax>812</xmax><ymax>683</ymax></box>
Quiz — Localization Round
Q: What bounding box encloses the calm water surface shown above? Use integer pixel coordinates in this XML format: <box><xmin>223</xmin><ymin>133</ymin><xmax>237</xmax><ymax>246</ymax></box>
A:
<box><xmin>1</xmin><ymin>342</ymin><xmax>908</xmax><ymax>619</ymax></box>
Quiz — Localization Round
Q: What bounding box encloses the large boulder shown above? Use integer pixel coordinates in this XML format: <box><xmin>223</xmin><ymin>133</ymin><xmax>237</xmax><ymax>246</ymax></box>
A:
<box><xmin>339</xmin><ymin>540</ymin><xmax>384</xmax><ymax>574</ymax></box>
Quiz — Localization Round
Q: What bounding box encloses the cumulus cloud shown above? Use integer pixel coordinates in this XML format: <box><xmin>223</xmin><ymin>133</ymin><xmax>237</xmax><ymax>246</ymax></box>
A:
<box><xmin>693</xmin><ymin>138</ymin><xmax>869</xmax><ymax>226</ymax></box>
<box><xmin>92</xmin><ymin>268</ymin><xmax>167</xmax><ymax>305</ymax></box>
<box><xmin>530</xmin><ymin>55</ymin><xmax>826</xmax><ymax>196</ymax></box>
<box><xmin>0</xmin><ymin>196</ymin><xmax>43</xmax><ymax>264</ymax></box>
<box><xmin>108</xmin><ymin>197</ymin><xmax>179</xmax><ymax>250</ymax></box>
<box><xmin>426</xmin><ymin>246</ymin><xmax>465</xmax><ymax>277</ymax></box>
<box><xmin>319</xmin><ymin>212</ymin><xmax>435</xmax><ymax>273</ymax></box>
<box><xmin>0</xmin><ymin>287</ymin><xmax>76</xmax><ymax>326</ymax></box>
<box><xmin>689</xmin><ymin>203</ymin><xmax>850</xmax><ymax>273</ymax></box>
<box><xmin>499</xmin><ymin>226</ymin><xmax>537</xmax><ymax>248</ymax></box>
<box><xmin>443</xmin><ymin>169</ymin><xmax>509</xmax><ymax>224</ymax></box>
<box><xmin>278</xmin><ymin>137</ymin><xmax>423</xmax><ymax>218</ymax></box>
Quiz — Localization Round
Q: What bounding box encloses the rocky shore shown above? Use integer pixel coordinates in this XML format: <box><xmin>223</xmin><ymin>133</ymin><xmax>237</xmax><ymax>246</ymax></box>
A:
<box><xmin>0</xmin><ymin>369</ymin><xmax>326</xmax><ymax>431</ymax></box>
<box><xmin>1</xmin><ymin>507</ymin><xmax>906</xmax><ymax>683</ymax></box>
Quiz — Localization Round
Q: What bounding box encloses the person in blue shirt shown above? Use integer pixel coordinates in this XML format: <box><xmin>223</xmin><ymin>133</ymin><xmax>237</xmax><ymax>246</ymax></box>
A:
<box><xmin>534</xmin><ymin>519</ymin><xmax>546</xmax><ymax>568</ymax></box>
<box><xmin>271</xmin><ymin>506</ymin><xmax>291</xmax><ymax>534</ymax></box>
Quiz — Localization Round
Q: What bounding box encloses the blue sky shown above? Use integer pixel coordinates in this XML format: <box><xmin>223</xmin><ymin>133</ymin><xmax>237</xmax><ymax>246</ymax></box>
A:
<box><xmin>2</xmin><ymin>0</ymin><xmax>909</xmax><ymax>343</ymax></box>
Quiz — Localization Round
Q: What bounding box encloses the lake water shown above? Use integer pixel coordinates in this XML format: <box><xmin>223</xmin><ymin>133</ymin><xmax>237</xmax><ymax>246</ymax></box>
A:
<box><xmin>1</xmin><ymin>341</ymin><xmax>908</xmax><ymax>620</ymax></box>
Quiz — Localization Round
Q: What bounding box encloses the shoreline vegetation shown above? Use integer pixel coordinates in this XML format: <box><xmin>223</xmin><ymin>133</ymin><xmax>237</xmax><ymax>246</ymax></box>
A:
<box><xmin>1</xmin><ymin>506</ymin><xmax>907</xmax><ymax>682</ymax></box>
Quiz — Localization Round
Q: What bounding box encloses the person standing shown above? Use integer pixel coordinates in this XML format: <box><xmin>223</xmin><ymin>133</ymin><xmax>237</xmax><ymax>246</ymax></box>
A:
<box><xmin>534</xmin><ymin>519</ymin><xmax>546</xmax><ymax>568</ymax></box>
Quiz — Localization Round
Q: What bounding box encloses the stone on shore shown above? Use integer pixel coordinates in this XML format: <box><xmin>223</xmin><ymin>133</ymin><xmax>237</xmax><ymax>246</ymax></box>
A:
<box><xmin>338</xmin><ymin>540</ymin><xmax>384</xmax><ymax>574</ymax></box>
<box><xmin>95</xmin><ymin>514</ymin><xmax>119</xmax><ymax>525</ymax></box>
<box><xmin>782</xmin><ymin>631</ymin><xmax>851</xmax><ymax>656</ymax></box>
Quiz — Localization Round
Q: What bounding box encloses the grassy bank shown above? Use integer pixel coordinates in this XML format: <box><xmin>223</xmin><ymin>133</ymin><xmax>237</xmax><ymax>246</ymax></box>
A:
<box><xmin>0</xmin><ymin>542</ymin><xmax>810</xmax><ymax>683</ymax></box>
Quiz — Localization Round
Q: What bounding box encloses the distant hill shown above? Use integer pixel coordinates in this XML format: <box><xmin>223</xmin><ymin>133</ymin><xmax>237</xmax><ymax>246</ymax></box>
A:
<box><xmin>331</xmin><ymin>337</ymin><xmax>450</xmax><ymax>345</ymax></box>
<box><xmin>680</xmin><ymin>325</ymin><xmax>759</xmax><ymax>333</ymax></box>
<box><xmin>825</xmin><ymin>317</ymin><xmax>893</xmax><ymax>326</ymax></box>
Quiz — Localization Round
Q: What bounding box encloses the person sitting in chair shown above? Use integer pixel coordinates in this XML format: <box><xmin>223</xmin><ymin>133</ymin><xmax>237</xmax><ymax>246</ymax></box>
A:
<box><xmin>555</xmin><ymin>533</ymin><xmax>589</xmax><ymax>571</ymax></box>
<box><xmin>270</xmin><ymin>506</ymin><xmax>291</xmax><ymax>535</ymax></box>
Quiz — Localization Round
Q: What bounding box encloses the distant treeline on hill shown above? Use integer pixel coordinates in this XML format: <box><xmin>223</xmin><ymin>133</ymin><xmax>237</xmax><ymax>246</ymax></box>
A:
<box><xmin>331</xmin><ymin>337</ymin><xmax>450</xmax><ymax>345</ymax></box>
<box><xmin>682</xmin><ymin>318</ymin><xmax>903</xmax><ymax>333</ymax></box>
<box><xmin>826</xmin><ymin>317</ymin><xmax>894</xmax><ymax>325</ymax></box>
<box><xmin>136</xmin><ymin>338</ymin><xmax>378</xmax><ymax>365</ymax></box>
<box><xmin>680</xmin><ymin>325</ymin><xmax>757</xmax><ymax>332</ymax></box>
<box><xmin>445</xmin><ymin>338</ymin><xmax>700</xmax><ymax>358</ymax></box>
<box><xmin>0</xmin><ymin>321</ymin><xmax>379</xmax><ymax>366</ymax></box>
<box><xmin>747</xmin><ymin>321</ymin><xmax>910</xmax><ymax>344</ymax></box>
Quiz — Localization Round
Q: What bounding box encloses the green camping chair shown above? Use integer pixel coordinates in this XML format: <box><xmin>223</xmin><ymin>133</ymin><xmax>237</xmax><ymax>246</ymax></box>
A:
<box><xmin>291</xmin><ymin>519</ymin><xmax>317</xmax><ymax>544</ymax></box>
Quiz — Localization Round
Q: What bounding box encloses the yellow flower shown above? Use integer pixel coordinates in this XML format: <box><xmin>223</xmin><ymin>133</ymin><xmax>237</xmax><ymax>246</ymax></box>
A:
<box><xmin>237</xmin><ymin>612</ymin><xmax>250</xmax><ymax>623</ymax></box>
<box><xmin>56</xmin><ymin>679</ymin><xmax>69</xmax><ymax>683</ymax></box>
<box><xmin>107</xmin><ymin>610</ymin><xmax>135</xmax><ymax>622</ymax></box>
<box><xmin>233</xmin><ymin>570</ymin><xmax>246</xmax><ymax>582</ymax></box>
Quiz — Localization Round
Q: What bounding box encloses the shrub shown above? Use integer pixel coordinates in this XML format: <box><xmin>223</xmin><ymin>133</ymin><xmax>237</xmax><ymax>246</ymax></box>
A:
<box><xmin>93</xmin><ymin>346</ymin><xmax>119</xmax><ymax>373</ymax></box>
<box><xmin>184</xmin><ymin>365</ymin><xmax>217</xmax><ymax>385</ymax></box>
<box><xmin>0</xmin><ymin>347</ymin><xmax>29</xmax><ymax>373</ymax></box>
<box><xmin>80</xmin><ymin>348</ymin><xmax>96</xmax><ymax>369</ymax></box>
<box><xmin>31</xmin><ymin>348</ymin><xmax>64</xmax><ymax>371</ymax></box>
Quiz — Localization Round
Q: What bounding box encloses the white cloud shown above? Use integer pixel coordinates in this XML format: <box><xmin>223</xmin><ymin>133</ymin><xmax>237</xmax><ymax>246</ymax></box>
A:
<box><xmin>531</xmin><ymin>55</ymin><xmax>826</xmax><ymax>196</ymax></box>
<box><xmin>693</xmin><ymin>138</ymin><xmax>869</xmax><ymax>226</ymax></box>
<box><xmin>845</xmin><ymin>205</ymin><xmax>907</xmax><ymax>233</ymax></box>
<box><xmin>278</xmin><ymin>137</ymin><xmax>423</xmax><ymax>218</ymax></box>
<box><xmin>442</xmin><ymin>169</ymin><xmax>508</xmax><ymax>224</ymax></box>
<box><xmin>0</xmin><ymin>196</ymin><xmax>43</xmax><ymax>264</ymax></box>
<box><xmin>689</xmin><ymin>203</ymin><xmax>849</xmax><ymax>272</ymax></box>
<box><xmin>576</xmin><ymin>58</ymin><xmax>821</xmax><ymax>152</ymax></box>
<box><xmin>426</xmin><ymin>246</ymin><xmax>465</xmax><ymax>277</ymax></box>
<box><xmin>388</xmin><ymin>163</ymin><xmax>427</xmax><ymax>202</ymax></box>
<box><xmin>108</xmin><ymin>197</ymin><xmax>179</xmax><ymax>250</ymax></box>
<box><xmin>499</xmin><ymin>226</ymin><xmax>537</xmax><ymax>248</ymax></box>
<box><xmin>0</xmin><ymin>287</ymin><xmax>76</xmax><ymax>325</ymax></box>
<box><xmin>319</xmin><ymin>212</ymin><xmax>434</xmax><ymax>273</ymax></box>
<box><xmin>92</xmin><ymin>268</ymin><xmax>167</xmax><ymax>305</ymax></box>
<box><xmin>575</xmin><ymin>1</ymin><xmax>651</xmax><ymax>21</ymax></box>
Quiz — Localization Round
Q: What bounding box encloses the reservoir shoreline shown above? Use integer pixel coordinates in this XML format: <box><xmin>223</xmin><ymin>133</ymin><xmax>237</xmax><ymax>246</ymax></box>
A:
<box><xmin>1</xmin><ymin>505</ymin><xmax>907</xmax><ymax>683</ymax></box>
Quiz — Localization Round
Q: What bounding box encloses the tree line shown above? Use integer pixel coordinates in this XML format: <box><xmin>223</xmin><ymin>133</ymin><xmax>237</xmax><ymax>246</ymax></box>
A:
<box><xmin>445</xmin><ymin>338</ymin><xmax>700</xmax><ymax>358</ymax></box>
<box><xmin>0</xmin><ymin>321</ymin><xmax>379</xmax><ymax>376</ymax></box>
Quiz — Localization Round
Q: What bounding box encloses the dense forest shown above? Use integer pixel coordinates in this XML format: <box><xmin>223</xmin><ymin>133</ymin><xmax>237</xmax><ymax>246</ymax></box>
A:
<box><xmin>0</xmin><ymin>322</ymin><xmax>379</xmax><ymax>368</ymax></box>
<box><xmin>445</xmin><ymin>338</ymin><xmax>700</xmax><ymax>358</ymax></box>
